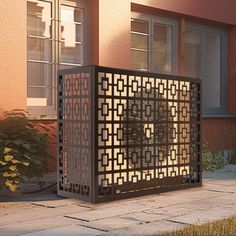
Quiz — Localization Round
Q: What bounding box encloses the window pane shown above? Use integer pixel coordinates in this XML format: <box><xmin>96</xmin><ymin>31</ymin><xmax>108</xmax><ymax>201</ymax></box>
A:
<box><xmin>185</xmin><ymin>30</ymin><xmax>201</xmax><ymax>78</ymax></box>
<box><xmin>131</xmin><ymin>34</ymin><xmax>148</xmax><ymax>50</ymax></box>
<box><xmin>61</xmin><ymin>5</ymin><xmax>83</xmax><ymax>43</ymax></box>
<box><xmin>131</xmin><ymin>50</ymin><xmax>148</xmax><ymax>70</ymax></box>
<box><xmin>27</xmin><ymin>1</ymin><xmax>86</xmax><ymax>110</ymax></box>
<box><xmin>61</xmin><ymin>5</ymin><xmax>83</xmax><ymax>23</ymax></box>
<box><xmin>206</xmin><ymin>33</ymin><xmax>221</xmax><ymax>108</ymax></box>
<box><xmin>131</xmin><ymin>19</ymin><xmax>149</xmax><ymax>34</ymax></box>
<box><xmin>27</xmin><ymin>87</ymin><xmax>46</xmax><ymax>98</ymax></box>
<box><xmin>60</xmin><ymin>5</ymin><xmax>84</xmax><ymax>65</ymax></box>
<box><xmin>27</xmin><ymin>62</ymin><xmax>51</xmax><ymax>86</ymax></box>
<box><xmin>152</xmin><ymin>24</ymin><xmax>172</xmax><ymax>73</ymax></box>
<box><xmin>152</xmin><ymin>52</ymin><xmax>171</xmax><ymax>73</ymax></box>
<box><xmin>27</xmin><ymin>89</ymin><xmax>51</xmax><ymax>106</ymax></box>
<box><xmin>61</xmin><ymin>24</ymin><xmax>83</xmax><ymax>43</ymax></box>
<box><xmin>28</xmin><ymin>37</ymin><xmax>52</xmax><ymax>61</ymax></box>
<box><xmin>27</xmin><ymin>62</ymin><xmax>52</xmax><ymax>105</ymax></box>
<box><xmin>27</xmin><ymin>1</ymin><xmax>52</xmax><ymax>38</ymax></box>
<box><xmin>131</xmin><ymin>19</ymin><xmax>149</xmax><ymax>71</ymax></box>
<box><xmin>60</xmin><ymin>42</ymin><xmax>83</xmax><ymax>64</ymax></box>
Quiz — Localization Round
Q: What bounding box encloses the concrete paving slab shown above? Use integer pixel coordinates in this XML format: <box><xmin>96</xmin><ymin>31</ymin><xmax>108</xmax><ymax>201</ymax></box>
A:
<box><xmin>168</xmin><ymin>206</ymin><xmax>236</xmax><ymax>225</ymax></box>
<box><xmin>121</xmin><ymin>212</ymin><xmax>166</xmax><ymax>223</ymax></box>
<box><xmin>30</xmin><ymin>199</ymin><xmax>87</xmax><ymax>208</ymax></box>
<box><xmin>100</xmin><ymin>220</ymin><xmax>184</xmax><ymax>236</ymax></box>
<box><xmin>139</xmin><ymin>189</ymin><xmax>225</xmax><ymax>212</ymax></box>
<box><xmin>0</xmin><ymin>216</ymin><xmax>73</xmax><ymax>236</ymax></box>
<box><xmin>65</xmin><ymin>203</ymin><xmax>150</xmax><ymax>222</ymax></box>
<box><xmin>21</xmin><ymin>224</ymin><xmax>103</xmax><ymax>236</ymax></box>
<box><xmin>79</xmin><ymin>217</ymin><xmax>141</xmax><ymax>232</ymax></box>
<box><xmin>144</xmin><ymin>204</ymin><xmax>196</xmax><ymax>218</ymax></box>
<box><xmin>0</xmin><ymin>165</ymin><xmax>235</xmax><ymax>236</ymax></box>
<box><xmin>204</xmin><ymin>184</ymin><xmax>236</xmax><ymax>193</ymax></box>
<box><xmin>0</xmin><ymin>204</ymin><xmax>90</xmax><ymax>227</ymax></box>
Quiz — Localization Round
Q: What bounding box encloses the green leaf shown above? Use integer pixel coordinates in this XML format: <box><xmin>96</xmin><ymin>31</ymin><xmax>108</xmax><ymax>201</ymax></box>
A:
<box><xmin>3</xmin><ymin>147</ymin><xmax>13</xmax><ymax>154</ymax></box>
<box><xmin>9</xmin><ymin>165</ymin><xmax>17</xmax><ymax>171</ymax></box>
<box><xmin>9</xmin><ymin>184</ymin><xmax>17</xmax><ymax>192</ymax></box>
<box><xmin>22</xmin><ymin>162</ymin><xmax>30</xmax><ymax>166</ymax></box>
<box><xmin>3</xmin><ymin>172</ymin><xmax>11</xmax><ymax>177</ymax></box>
<box><xmin>0</xmin><ymin>161</ymin><xmax>7</xmax><ymax>166</ymax></box>
<box><xmin>12</xmin><ymin>140</ymin><xmax>25</xmax><ymax>145</ymax></box>
<box><xmin>11</xmin><ymin>159</ymin><xmax>21</xmax><ymax>164</ymax></box>
<box><xmin>0</xmin><ymin>108</ymin><xmax>55</xmax><ymax>191</ymax></box>
<box><xmin>4</xmin><ymin>155</ymin><xmax>14</xmax><ymax>161</ymax></box>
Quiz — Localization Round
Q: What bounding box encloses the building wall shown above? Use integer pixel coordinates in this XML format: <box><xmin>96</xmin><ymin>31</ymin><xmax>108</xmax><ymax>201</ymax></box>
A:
<box><xmin>228</xmin><ymin>27</ymin><xmax>236</xmax><ymax>114</ymax></box>
<box><xmin>0</xmin><ymin>0</ymin><xmax>27</xmax><ymax>112</ymax></box>
<box><xmin>203</xmin><ymin>118</ymin><xmax>236</xmax><ymax>150</ymax></box>
<box><xmin>97</xmin><ymin>0</ymin><xmax>236</xmax><ymax>69</ymax></box>
<box><xmin>88</xmin><ymin>0</ymin><xmax>99</xmax><ymax>65</ymax></box>
<box><xmin>132</xmin><ymin>0</ymin><xmax>236</xmax><ymax>25</ymax></box>
<box><xmin>0</xmin><ymin>1</ymin><xmax>236</xmax><ymax>173</ymax></box>
<box><xmin>98</xmin><ymin>0</ymin><xmax>131</xmax><ymax>69</ymax></box>
<box><xmin>97</xmin><ymin>0</ymin><xmax>236</xmax><ymax>153</ymax></box>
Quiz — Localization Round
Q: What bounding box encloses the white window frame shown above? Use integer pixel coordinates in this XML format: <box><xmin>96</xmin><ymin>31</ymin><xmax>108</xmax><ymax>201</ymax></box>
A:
<box><xmin>131</xmin><ymin>12</ymin><xmax>178</xmax><ymax>75</ymax></box>
<box><xmin>186</xmin><ymin>22</ymin><xmax>228</xmax><ymax>115</ymax></box>
<box><xmin>27</xmin><ymin>0</ymin><xmax>88</xmax><ymax>119</ymax></box>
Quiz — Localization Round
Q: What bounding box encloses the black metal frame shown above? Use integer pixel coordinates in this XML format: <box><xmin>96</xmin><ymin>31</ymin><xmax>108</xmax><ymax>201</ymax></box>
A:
<box><xmin>58</xmin><ymin>65</ymin><xmax>202</xmax><ymax>203</ymax></box>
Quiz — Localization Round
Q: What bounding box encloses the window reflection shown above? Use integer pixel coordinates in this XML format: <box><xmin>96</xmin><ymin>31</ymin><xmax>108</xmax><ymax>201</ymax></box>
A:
<box><xmin>185</xmin><ymin>30</ymin><xmax>201</xmax><ymax>78</ymax></box>
<box><xmin>27</xmin><ymin>0</ymin><xmax>86</xmax><ymax>108</ymax></box>
<box><xmin>131</xmin><ymin>19</ymin><xmax>149</xmax><ymax>71</ymax></box>
<box><xmin>206</xmin><ymin>33</ymin><xmax>221</xmax><ymax>108</ymax></box>
<box><xmin>60</xmin><ymin>5</ymin><xmax>83</xmax><ymax>64</ymax></box>
<box><xmin>152</xmin><ymin>24</ymin><xmax>172</xmax><ymax>73</ymax></box>
<box><xmin>131</xmin><ymin>17</ymin><xmax>176</xmax><ymax>74</ymax></box>
<box><xmin>27</xmin><ymin>1</ymin><xmax>51</xmax><ymax>38</ymax></box>
<box><xmin>27</xmin><ymin>0</ymin><xmax>52</xmax><ymax>106</ymax></box>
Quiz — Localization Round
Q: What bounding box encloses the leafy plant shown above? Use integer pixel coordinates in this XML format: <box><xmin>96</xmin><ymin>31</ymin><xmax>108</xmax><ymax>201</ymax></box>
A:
<box><xmin>202</xmin><ymin>142</ymin><xmax>228</xmax><ymax>171</ymax></box>
<box><xmin>0</xmin><ymin>109</ymin><xmax>54</xmax><ymax>192</ymax></box>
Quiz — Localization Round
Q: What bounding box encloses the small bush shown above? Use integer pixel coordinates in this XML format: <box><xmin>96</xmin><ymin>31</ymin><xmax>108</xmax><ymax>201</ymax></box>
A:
<box><xmin>0</xmin><ymin>109</ymin><xmax>54</xmax><ymax>192</ymax></box>
<box><xmin>202</xmin><ymin>142</ymin><xmax>228</xmax><ymax>171</ymax></box>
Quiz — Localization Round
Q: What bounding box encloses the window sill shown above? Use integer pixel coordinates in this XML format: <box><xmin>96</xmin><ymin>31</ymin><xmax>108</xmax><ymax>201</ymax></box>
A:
<box><xmin>27</xmin><ymin>106</ymin><xmax>57</xmax><ymax>120</ymax></box>
<box><xmin>28</xmin><ymin>116</ymin><xmax>57</xmax><ymax>121</ymax></box>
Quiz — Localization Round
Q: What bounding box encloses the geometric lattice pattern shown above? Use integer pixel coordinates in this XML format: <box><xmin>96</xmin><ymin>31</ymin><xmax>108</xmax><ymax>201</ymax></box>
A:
<box><xmin>58</xmin><ymin>67</ymin><xmax>92</xmax><ymax>200</ymax></box>
<box><xmin>58</xmin><ymin>66</ymin><xmax>202</xmax><ymax>203</ymax></box>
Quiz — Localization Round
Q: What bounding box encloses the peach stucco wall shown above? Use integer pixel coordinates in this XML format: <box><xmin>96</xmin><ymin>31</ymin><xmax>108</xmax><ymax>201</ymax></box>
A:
<box><xmin>132</xmin><ymin>0</ymin><xmax>236</xmax><ymax>25</ymax></box>
<box><xmin>97</xmin><ymin>0</ymin><xmax>236</xmax><ymax>70</ymax></box>
<box><xmin>0</xmin><ymin>1</ymin><xmax>27</xmax><ymax>112</ymax></box>
<box><xmin>95</xmin><ymin>0</ymin><xmax>236</xmax><ymax>155</ymax></box>
<box><xmin>98</xmin><ymin>0</ymin><xmax>131</xmax><ymax>69</ymax></box>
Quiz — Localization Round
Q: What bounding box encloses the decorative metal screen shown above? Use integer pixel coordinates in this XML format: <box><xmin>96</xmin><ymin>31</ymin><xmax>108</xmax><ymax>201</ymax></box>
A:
<box><xmin>58</xmin><ymin>66</ymin><xmax>202</xmax><ymax>203</ymax></box>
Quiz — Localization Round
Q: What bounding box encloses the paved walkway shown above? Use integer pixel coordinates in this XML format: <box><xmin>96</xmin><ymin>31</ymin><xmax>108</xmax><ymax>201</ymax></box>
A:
<box><xmin>0</xmin><ymin>165</ymin><xmax>236</xmax><ymax>236</ymax></box>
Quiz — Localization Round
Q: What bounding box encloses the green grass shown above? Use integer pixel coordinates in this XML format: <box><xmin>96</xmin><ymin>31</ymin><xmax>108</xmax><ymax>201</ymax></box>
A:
<box><xmin>159</xmin><ymin>216</ymin><xmax>236</xmax><ymax>236</ymax></box>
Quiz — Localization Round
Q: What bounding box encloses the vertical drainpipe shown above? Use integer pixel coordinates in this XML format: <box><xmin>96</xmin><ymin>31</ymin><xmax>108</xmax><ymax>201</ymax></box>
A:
<box><xmin>178</xmin><ymin>17</ymin><xmax>186</xmax><ymax>76</ymax></box>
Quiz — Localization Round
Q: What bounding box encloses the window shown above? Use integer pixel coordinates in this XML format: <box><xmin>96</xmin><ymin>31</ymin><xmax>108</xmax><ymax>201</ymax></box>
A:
<box><xmin>131</xmin><ymin>13</ymin><xmax>178</xmax><ymax>74</ymax></box>
<box><xmin>185</xmin><ymin>23</ymin><xmax>227</xmax><ymax>115</ymax></box>
<box><xmin>27</xmin><ymin>0</ymin><xmax>87</xmax><ymax>117</ymax></box>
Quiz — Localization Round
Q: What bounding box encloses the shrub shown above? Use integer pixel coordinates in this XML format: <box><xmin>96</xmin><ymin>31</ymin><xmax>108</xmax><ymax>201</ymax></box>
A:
<box><xmin>202</xmin><ymin>142</ymin><xmax>228</xmax><ymax>171</ymax></box>
<box><xmin>0</xmin><ymin>109</ymin><xmax>54</xmax><ymax>192</ymax></box>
